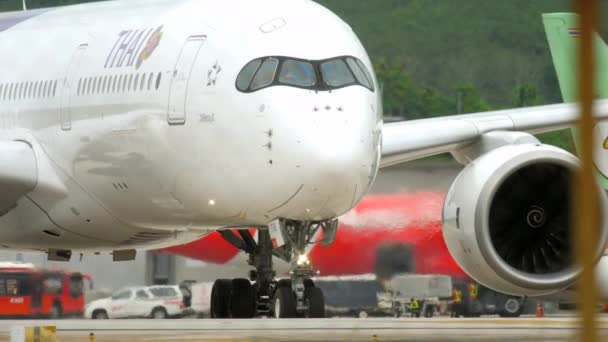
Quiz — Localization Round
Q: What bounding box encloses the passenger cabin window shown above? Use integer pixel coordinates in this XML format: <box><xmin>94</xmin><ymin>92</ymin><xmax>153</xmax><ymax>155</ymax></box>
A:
<box><xmin>102</xmin><ymin>76</ymin><xmax>107</xmax><ymax>94</ymax></box>
<box><xmin>112</xmin><ymin>76</ymin><xmax>117</xmax><ymax>93</ymax></box>
<box><xmin>155</xmin><ymin>72</ymin><xmax>162</xmax><ymax>90</ymax></box>
<box><xmin>236</xmin><ymin>56</ymin><xmax>375</xmax><ymax>93</ymax></box>
<box><xmin>122</xmin><ymin>74</ymin><xmax>128</xmax><ymax>92</ymax></box>
<box><xmin>128</xmin><ymin>74</ymin><xmax>133</xmax><ymax>92</ymax></box>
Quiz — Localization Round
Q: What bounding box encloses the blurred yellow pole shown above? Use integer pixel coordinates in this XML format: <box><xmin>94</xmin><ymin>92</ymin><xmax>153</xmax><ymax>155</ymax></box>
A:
<box><xmin>574</xmin><ymin>0</ymin><xmax>598</xmax><ymax>341</ymax></box>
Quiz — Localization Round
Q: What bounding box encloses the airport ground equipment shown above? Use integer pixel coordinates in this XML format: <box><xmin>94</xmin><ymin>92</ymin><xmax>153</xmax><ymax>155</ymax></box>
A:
<box><xmin>450</xmin><ymin>281</ymin><xmax>525</xmax><ymax>317</ymax></box>
<box><xmin>379</xmin><ymin>274</ymin><xmax>452</xmax><ymax>318</ymax></box>
<box><xmin>188</xmin><ymin>282</ymin><xmax>214</xmax><ymax>318</ymax></box>
<box><xmin>314</xmin><ymin>274</ymin><xmax>384</xmax><ymax>317</ymax></box>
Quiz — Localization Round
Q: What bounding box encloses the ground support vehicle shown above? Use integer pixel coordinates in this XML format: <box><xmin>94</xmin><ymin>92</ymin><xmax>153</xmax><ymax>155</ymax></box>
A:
<box><xmin>0</xmin><ymin>262</ymin><xmax>89</xmax><ymax>318</ymax></box>
<box><xmin>86</xmin><ymin>285</ymin><xmax>185</xmax><ymax>319</ymax></box>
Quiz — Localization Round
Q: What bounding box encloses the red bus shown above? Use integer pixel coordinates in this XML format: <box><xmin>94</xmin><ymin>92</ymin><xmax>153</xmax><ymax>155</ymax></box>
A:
<box><xmin>0</xmin><ymin>262</ymin><xmax>90</xmax><ymax>318</ymax></box>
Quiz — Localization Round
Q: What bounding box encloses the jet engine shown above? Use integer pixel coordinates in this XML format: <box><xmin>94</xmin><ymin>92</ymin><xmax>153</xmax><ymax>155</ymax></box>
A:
<box><xmin>443</xmin><ymin>141</ymin><xmax>608</xmax><ymax>296</ymax></box>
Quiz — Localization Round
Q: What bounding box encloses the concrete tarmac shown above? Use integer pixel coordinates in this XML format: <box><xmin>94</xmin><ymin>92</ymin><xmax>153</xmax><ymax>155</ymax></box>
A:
<box><xmin>0</xmin><ymin>317</ymin><xmax>607</xmax><ymax>342</ymax></box>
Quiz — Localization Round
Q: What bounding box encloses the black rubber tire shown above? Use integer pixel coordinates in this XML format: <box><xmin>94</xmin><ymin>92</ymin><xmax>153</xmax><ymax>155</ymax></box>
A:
<box><xmin>464</xmin><ymin>299</ymin><xmax>483</xmax><ymax>317</ymax></box>
<box><xmin>230</xmin><ymin>278</ymin><xmax>256</xmax><ymax>318</ymax></box>
<box><xmin>211</xmin><ymin>279</ymin><xmax>233</xmax><ymax>318</ymax></box>
<box><xmin>277</xmin><ymin>279</ymin><xmax>292</xmax><ymax>289</ymax></box>
<box><xmin>273</xmin><ymin>286</ymin><xmax>296</xmax><ymax>318</ymax></box>
<box><xmin>305</xmin><ymin>286</ymin><xmax>325</xmax><ymax>318</ymax></box>
<box><xmin>499</xmin><ymin>297</ymin><xmax>522</xmax><ymax>318</ymax></box>
<box><xmin>151</xmin><ymin>307</ymin><xmax>167</xmax><ymax>319</ymax></box>
<box><xmin>92</xmin><ymin>309</ymin><xmax>108</xmax><ymax>320</ymax></box>
<box><xmin>303</xmin><ymin>278</ymin><xmax>315</xmax><ymax>289</ymax></box>
<box><xmin>424</xmin><ymin>305</ymin><xmax>434</xmax><ymax>318</ymax></box>
<box><xmin>49</xmin><ymin>303</ymin><xmax>62</xmax><ymax>319</ymax></box>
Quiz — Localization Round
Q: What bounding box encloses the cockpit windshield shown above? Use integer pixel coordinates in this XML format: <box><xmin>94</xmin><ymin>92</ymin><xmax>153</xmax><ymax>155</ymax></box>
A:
<box><xmin>279</xmin><ymin>60</ymin><xmax>316</xmax><ymax>87</ymax></box>
<box><xmin>236</xmin><ymin>56</ymin><xmax>375</xmax><ymax>93</ymax></box>
<box><xmin>320</xmin><ymin>59</ymin><xmax>355</xmax><ymax>87</ymax></box>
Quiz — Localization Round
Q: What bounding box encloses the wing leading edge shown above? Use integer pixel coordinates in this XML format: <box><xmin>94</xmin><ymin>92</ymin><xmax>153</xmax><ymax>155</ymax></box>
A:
<box><xmin>381</xmin><ymin>100</ymin><xmax>608</xmax><ymax>167</ymax></box>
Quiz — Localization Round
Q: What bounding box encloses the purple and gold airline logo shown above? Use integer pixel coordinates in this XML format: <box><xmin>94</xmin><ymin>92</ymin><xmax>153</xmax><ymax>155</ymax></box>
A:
<box><xmin>105</xmin><ymin>25</ymin><xmax>164</xmax><ymax>69</ymax></box>
<box><xmin>136</xmin><ymin>26</ymin><xmax>163</xmax><ymax>69</ymax></box>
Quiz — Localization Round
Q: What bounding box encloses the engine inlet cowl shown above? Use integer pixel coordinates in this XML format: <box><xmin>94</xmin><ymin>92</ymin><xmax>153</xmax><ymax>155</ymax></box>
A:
<box><xmin>442</xmin><ymin>143</ymin><xmax>608</xmax><ymax>296</ymax></box>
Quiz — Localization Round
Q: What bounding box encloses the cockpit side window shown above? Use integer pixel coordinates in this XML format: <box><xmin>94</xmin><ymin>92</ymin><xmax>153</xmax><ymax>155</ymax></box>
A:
<box><xmin>320</xmin><ymin>59</ymin><xmax>355</xmax><ymax>87</ymax></box>
<box><xmin>236</xmin><ymin>60</ymin><xmax>262</xmax><ymax>91</ymax></box>
<box><xmin>355</xmin><ymin>59</ymin><xmax>375</xmax><ymax>91</ymax></box>
<box><xmin>250</xmin><ymin>58</ymin><xmax>279</xmax><ymax>91</ymax></box>
<box><xmin>278</xmin><ymin>60</ymin><xmax>316</xmax><ymax>87</ymax></box>
<box><xmin>346</xmin><ymin>57</ymin><xmax>372</xmax><ymax>90</ymax></box>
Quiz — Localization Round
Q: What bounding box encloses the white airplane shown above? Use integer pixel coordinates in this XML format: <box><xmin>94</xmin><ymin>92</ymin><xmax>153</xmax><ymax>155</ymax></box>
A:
<box><xmin>0</xmin><ymin>0</ymin><xmax>607</xmax><ymax>318</ymax></box>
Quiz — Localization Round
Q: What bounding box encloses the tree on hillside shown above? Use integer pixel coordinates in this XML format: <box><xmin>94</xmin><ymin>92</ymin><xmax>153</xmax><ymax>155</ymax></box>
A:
<box><xmin>454</xmin><ymin>83</ymin><xmax>491</xmax><ymax>114</ymax></box>
<box><xmin>374</xmin><ymin>59</ymin><xmax>416</xmax><ymax>119</ymax></box>
<box><xmin>375</xmin><ymin>59</ymin><xmax>455</xmax><ymax>120</ymax></box>
<box><xmin>514</xmin><ymin>84</ymin><xmax>543</xmax><ymax>107</ymax></box>
<box><xmin>0</xmin><ymin>0</ymin><xmax>102</xmax><ymax>11</ymax></box>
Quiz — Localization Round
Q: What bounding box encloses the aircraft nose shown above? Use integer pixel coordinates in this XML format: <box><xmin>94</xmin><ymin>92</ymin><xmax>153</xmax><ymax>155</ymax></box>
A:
<box><xmin>271</xmin><ymin>106</ymin><xmax>379</xmax><ymax>220</ymax></box>
<box><xmin>311</xmin><ymin>122</ymin><xmax>372</xmax><ymax>179</ymax></box>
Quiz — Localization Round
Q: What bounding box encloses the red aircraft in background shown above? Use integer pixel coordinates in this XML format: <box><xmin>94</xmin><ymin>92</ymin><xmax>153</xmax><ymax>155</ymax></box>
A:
<box><xmin>160</xmin><ymin>192</ymin><xmax>467</xmax><ymax>280</ymax></box>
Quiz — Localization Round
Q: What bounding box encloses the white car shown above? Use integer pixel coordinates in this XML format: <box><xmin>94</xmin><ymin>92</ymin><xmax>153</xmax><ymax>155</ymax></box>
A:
<box><xmin>85</xmin><ymin>285</ymin><xmax>185</xmax><ymax>319</ymax></box>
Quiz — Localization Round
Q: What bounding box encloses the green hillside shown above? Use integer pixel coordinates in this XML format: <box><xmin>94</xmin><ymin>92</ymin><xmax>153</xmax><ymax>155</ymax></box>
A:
<box><xmin>321</xmin><ymin>1</ymin><xmax>608</xmax><ymax>107</ymax></box>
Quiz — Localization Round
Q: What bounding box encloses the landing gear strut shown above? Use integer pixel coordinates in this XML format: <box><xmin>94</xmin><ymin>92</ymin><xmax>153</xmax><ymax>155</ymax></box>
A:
<box><xmin>211</xmin><ymin>219</ymin><xmax>337</xmax><ymax>318</ymax></box>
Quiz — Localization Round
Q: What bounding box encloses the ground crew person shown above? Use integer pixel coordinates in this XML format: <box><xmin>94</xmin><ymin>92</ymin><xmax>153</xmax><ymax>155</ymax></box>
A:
<box><xmin>451</xmin><ymin>288</ymin><xmax>463</xmax><ymax>317</ymax></box>
<box><xmin>408</xmin><ymin>297</ymin><xmax>421</xmax><ymax>318</ymax></box>
<box><xmin>468</xmin><ymin>283</ymin><xmax>478</xmax><ymax>301</ymax></box>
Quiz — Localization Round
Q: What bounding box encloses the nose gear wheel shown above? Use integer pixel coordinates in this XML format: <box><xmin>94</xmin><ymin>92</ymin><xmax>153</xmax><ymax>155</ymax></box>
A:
<box><xmin>212</xmin><ymin>220</ymin><xmax>333</xmax><ymax>318</ymax></box>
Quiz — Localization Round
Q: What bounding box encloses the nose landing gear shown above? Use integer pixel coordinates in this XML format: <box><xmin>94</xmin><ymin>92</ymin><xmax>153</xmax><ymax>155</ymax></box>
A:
<box><xmin>211</xmin><ymin>219</ymin><xmax>337</xmax><ymax>318</ymax></box>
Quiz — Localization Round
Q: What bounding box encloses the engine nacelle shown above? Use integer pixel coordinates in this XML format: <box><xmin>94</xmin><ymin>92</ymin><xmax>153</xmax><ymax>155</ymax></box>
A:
<box><xmin>443</xmin><ymin>143</ymin><xmax>608</xmax><ymax>296</ymax></box>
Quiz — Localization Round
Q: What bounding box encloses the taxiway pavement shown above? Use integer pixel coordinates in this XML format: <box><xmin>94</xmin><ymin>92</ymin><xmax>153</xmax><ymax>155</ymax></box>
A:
<box><xmin>0</xmin><ymin>317</ymin><xmax>606</xmax><ymax>341</ymax></box>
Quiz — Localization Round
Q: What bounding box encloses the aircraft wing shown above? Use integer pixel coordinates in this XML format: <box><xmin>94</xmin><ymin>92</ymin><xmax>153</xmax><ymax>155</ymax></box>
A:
<box><xmin>381</xmin><ymin>100</ymin><xmax>608</xmax><ymax>167</ymax></box>
<box><xmin>0</xmin><ymin>141</ymin><xmax>37</xmax><ymax>215</ymax></box>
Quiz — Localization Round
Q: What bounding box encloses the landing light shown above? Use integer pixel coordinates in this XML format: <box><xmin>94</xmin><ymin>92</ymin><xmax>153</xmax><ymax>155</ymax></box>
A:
<box><xmin>208</xmin><ymin>199</ymin><xmax>216</xmax><ymax>206</ymax></box>
<box><xmin>296</xmin><ymin>254</ymin><xmax>309</xmax><ymax>266</ymax></box>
